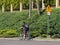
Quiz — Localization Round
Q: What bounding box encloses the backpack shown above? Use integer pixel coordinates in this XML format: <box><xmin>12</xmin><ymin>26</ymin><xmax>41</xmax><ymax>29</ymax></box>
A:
<box><xmin>25</xmin><ymin>24</ymin><xmax>28</xmax><ymax>28</ymax></box>
<box><xmin>24</xmin><ymin>24</ymin><xmax>29</xmax><ymax>31</ymax></box>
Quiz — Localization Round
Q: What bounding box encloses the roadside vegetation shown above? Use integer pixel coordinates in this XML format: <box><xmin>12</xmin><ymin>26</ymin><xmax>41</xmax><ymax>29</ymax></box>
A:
<box><xmin>0</xmin><ymin>8</ymin><xmax>60</xmax><ymax>38</ymax></box>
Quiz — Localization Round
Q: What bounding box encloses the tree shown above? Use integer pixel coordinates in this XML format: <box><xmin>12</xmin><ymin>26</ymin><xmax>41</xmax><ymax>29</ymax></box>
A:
<box><xmin>19</xmin><ymin>0</ymin><xmax>23</xmax><ymax>12</ymax></box>
<box><xmin>44</xmin><ymin>0</ymin><xmax>55</xmax><ymax>7</ymax></box>
<box><xmin>32</xmin><ymin>0</ymin><xmax>34</xmax><ymax>9</ymax></box>
<box><xmin>10</xmin><ymin>0</ymin><xmax>14</xmax><ymax>12</ymax></box>
<box><xmin>42</xmin><ymin>0</ymin><xmax>45</xmax><ymax>9</ymax></box>
<box><xmin>36</xmin><ymin>0</ymin><xmax>40</xmax><ymax>15</ymax></box>
<box><xmin>19</xmin><ymin>0</ymin><xmax>29</xmax><ymax>12</ymax></box>
<box><xmin>29</xmin><ymin>0</ymin><xmax>32</xmax><ymax>18</ymax></box>
<box><xmin>23</xmin><ymin>0</ymin><xmax>29</xmax><ymax>9</ymax></box>
<box><xmin>1</xmin><ymin>0</ymin><xmax>6</xmax><ymax>13</ymax></box>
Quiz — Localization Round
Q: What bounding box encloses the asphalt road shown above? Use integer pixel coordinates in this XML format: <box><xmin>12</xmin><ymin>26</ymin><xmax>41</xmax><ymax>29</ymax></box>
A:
<box><xmin>0</xmin><ymin>39</ymin><xmax>60</xmax><ymax>45</ymax></box>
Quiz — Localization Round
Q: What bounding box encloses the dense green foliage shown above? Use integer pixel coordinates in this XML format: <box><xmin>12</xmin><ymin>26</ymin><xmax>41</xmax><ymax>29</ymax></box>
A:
<box><xmin>0</xmin><ymin>8</ymin><xmax>60</xmax><ymax>38</ymax></box>
<box><xmin>44</xmin><ymin>0</ymin><xmax>56</xmax><ymax>6</ymax></box>
<box><xmin>0</xmin><ymin>29</ymin><xmax>19</xmax><ymax>38</ymax></box>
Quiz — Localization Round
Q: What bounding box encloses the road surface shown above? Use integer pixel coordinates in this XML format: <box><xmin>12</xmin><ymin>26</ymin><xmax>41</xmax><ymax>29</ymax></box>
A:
<box><xmin>0</xmin><ymin>39</ymin><xmax>60</xmax><ymax>45</ymax></box>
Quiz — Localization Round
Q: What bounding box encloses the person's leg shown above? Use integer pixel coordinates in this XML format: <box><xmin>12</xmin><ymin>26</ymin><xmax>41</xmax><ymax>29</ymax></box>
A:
<box><xmin>23</xmin><ymin>30</ymin><xmax>26</xmax><ymax>40</ymax></box>
<box><xmin>22</xmin><ymin>30</ymin><xmax>25</xmax><ymax>40</ymax></box>
<box><xmin>25</xmin><ymin>31</ymin><xmax>27</xmax><ymax>39</ymax></box>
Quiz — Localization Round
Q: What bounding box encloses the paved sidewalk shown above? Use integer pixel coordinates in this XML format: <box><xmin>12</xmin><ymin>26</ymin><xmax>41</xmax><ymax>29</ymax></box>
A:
<box><xmin>0</xmin><ymin>37</ymin><xmax>60</xmax><ymax>41</ymax></box>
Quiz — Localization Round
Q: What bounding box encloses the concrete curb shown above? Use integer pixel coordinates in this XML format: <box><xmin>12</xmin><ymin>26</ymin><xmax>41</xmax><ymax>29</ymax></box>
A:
<box><xmin>32</xmin><ymin>38</ymin><xmax>60</xmax><ymax>41</ymax></box>
<box><xmin>0</xmin><ymin>38</ymin><xmax>19</xmax><ymax>40</ymax></box>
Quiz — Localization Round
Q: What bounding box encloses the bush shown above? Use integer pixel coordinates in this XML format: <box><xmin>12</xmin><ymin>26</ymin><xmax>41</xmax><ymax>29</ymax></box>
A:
<box><xmin>0</xmin><ymin>30</ymin><xmax>7</xmax><ymax>37</ymax></box>
<box><xmin>5</xmin><ymin>29</ymin><xmax>19</xmax><ymax>38</ymax></box>
<box><xmin>30</xmin><ymin>30</ymin><xmax>40</xmax><ymax>38</ymax></box>
<box><xmin>41</xmin><ymin>34</ymin><xmax>47</xmax><ymax>38</ymax></box>
<box><xmin>0</xmin><ymin>29</ymin><xmax>19</xmax><ymax>38</ymax></box>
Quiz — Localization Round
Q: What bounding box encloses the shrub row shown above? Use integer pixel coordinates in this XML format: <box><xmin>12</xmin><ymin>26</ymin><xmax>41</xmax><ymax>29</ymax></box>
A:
<box><xmin>0</xmin><ymin>29</ymin><xmax>19</xmax><ymax>38</ymax></box>
<box><xmin>0</xmin><ymin>9</ymin><xmax>60</xmax><ymax>38</ymax></box>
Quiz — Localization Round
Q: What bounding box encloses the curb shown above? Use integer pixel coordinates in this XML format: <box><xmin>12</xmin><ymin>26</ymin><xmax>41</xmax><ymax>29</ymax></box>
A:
<box><xmin>0</xmin><ymin>38</ymin><xmax>20</xmax><ymax>40</ymax></box>
<box><xmin>32</xmin><ymin>39</ymin><xmax>60</xmax><ymax>41</ymax></box>
<box><xmin>0</xmin><ymin>38</ymin><xmax>60</xmax><ymax>41</ymax></box>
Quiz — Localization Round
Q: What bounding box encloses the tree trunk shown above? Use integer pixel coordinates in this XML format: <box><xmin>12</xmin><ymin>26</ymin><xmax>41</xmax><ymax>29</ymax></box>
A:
<box><xmin>56</xmin><ymin>0</ymin><xmax>59</xmax><ymax>8</ymax></box>
<box><xmin>36</xmin><ymin>0</ymin><xmax>40</xmax><ymax>15</ymax></box>
<box><xmin>20</xmin><ymin>2</ymin><xmax>23</xmax><ymax>12</ymax></box>
<box><xmin>10</xmin><ymin>4</ymin><xmax>13</xmax><ymax>12</ymax></box>
<box><xmin>2</xmin><ymin>4</ymin><xmax>5</xmax><ymax>13</ymax></box>
<box><xmin>29</xmin><ymin>0</ymin><xmax>32</xmax><ymax>18</ymax></box>
<box><xmin>42</xmin><ymin>0</ymin><xmax>45</xmax><ymax>9</ymax></box>
<box><xmin>32</xmin><ymin>0</ymin><xmax>34</xmax><ymax>10</ymax></box>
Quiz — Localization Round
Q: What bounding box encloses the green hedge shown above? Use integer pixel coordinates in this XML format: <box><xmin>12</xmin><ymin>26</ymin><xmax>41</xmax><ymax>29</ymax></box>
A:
<box><xmin>0</xmin><ymin>9</ymin><xmax>60</xmax><ymax>38</ymax></box>
<box><xmin>0</xmin><ymin>29</ymin><xmax>19</xmax><ymax>38</ymax></box>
